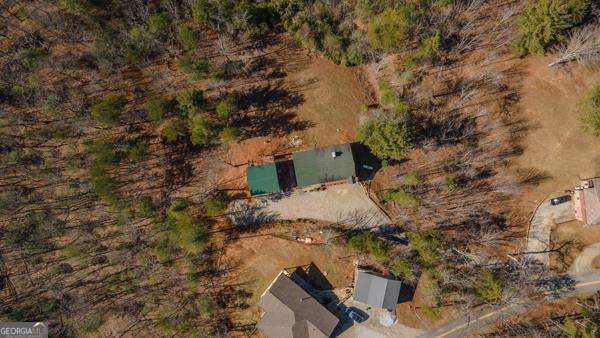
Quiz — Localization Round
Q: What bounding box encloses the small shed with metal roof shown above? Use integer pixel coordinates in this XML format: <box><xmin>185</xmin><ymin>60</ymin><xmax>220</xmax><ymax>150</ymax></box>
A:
<box><xmin>353</xmin><ymin>270</ymin><xmax>402</xmax><ymax>310</ymax></box>
<box><xmin>246</xmin><ymin>162</ymin><xmax>281</xmax><ymax>196</ymax></box>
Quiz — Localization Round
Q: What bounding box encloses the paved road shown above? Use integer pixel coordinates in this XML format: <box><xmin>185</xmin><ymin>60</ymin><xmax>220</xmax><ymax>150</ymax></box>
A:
<box><xmin>525</xmin><ymin>196</ymin><xmax>574</xmax><ymax>265</ymax></box>
<box><xmin>423</xmin><ymin>271</ymin><xmax>600</xmax><ymax>338</ymax></box>
<box><xmin>230</xmin><ymin>184</ymin><xmax>392</xmax><ymax>228</ymax></box>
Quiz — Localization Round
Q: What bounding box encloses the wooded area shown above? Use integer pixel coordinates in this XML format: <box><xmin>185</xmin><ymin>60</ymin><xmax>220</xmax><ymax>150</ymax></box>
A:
<box><xmin>0</xmin><ymin>0</ymin><xmax>598</xmax><ymax>336</ymax></box>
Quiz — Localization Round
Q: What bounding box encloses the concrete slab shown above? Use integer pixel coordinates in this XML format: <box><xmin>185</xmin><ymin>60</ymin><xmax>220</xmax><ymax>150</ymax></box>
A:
<box><xmin>336</xmin><ymin>299</ymin><xmax>423</xmax><ymax>338</ymax></box>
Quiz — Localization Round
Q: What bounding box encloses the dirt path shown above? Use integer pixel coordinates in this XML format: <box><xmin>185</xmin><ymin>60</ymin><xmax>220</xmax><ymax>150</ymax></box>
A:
<box><xmin>569</xmin><ymin>242</ymin><xmax>600</xmax><ymax>274</ymax></box>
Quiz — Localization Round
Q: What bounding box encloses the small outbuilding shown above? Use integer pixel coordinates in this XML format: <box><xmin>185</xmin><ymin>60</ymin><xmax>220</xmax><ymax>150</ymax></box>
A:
<box><xmin>246</xmin><ymin>162</ymin><xmax>281</xmax><ymax>196</ymax></box>
<box><xmin>353</xmin><ymin>270</ymin><xmax>402</xmax><ymax>310</ymax></box>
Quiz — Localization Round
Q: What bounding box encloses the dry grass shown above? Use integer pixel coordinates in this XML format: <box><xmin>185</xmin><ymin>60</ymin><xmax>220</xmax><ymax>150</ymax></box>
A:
<box><xmin>514</xmin><ymin>56</ymin><xmax>600</xmax><ymax>208</ymax></box>
<box><xmin>222</xmin><ymin>223</ymin><xmax>355</xmax><ymax>324</ymax></box>
<box><xmin>285</xmin><ymin>57</ymin><xmax>371</xmax><ymax>147</ymax></box>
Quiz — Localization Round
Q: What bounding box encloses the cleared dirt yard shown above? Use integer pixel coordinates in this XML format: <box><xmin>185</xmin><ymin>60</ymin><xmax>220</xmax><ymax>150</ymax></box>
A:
<box><xmin>515</xmin><ymin>56</ymin><xmax>600</xmax><ymax>208</ymax></box>
<box><xmin>286</xmin><ymin>57</ymin><xmax>371</xmax><ymax>147</ymax></box>
<box><xmin>551</xmin><ymin>220</ymin><xmax>600</xmax><ymax>272</ymax></box>
<box><xmin>220</xmin><ymin>41</ymin><xmax>373</xmax><ymax>193</ymax></box>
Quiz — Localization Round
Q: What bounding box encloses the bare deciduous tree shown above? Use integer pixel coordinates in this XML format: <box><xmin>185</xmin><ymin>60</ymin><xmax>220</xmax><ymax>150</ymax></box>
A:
<box><xmin>549</xmin><ymin>24</ymin><xmax>600</xmax><ymax>67</ymax></box>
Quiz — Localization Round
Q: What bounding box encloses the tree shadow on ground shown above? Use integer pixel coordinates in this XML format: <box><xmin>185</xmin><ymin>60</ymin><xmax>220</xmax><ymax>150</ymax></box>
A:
<box><xmin>290</xmin><ymin>262</ymin><xmax>334</xmax><ymax>291</ymax></box>
<box><xmin>335</xmin><ymin>209</ymin><xmax>392</xmax><ymax>229</ymax></box>
<box><xmin>411</xmin><ymin>113</ymin><xmax>477</xmax><ymax>147</ymax></box>
<box><xmin>351</xmin><ymin>142</ymin><xmax>382</xmax><ymax>181</ymax></box>
<box><xmin>237</xmin><ymin>83</ymin><xmax>313</xmax><ymax>137</ymax></box>
<box><xmin>227</xmin><ymin>199</ymin><xmax>279</xmax><ymax>233</ymax></box>
<box><xmin>241</xmin><ymin>108</ymin><xmax>314</xmax><ymax>137</ymax></box>
<box><xmin>398</xmin><ymin>283</ymin><xmax>416</xmax><ymax>303</ymax></box>
<box><xmin>238</xmin><ymin>82</ymin><xmax>304</xmax><ymax>111</ymax></box>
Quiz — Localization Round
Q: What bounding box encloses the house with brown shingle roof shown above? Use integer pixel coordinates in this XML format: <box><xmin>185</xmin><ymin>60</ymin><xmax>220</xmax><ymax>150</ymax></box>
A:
<box><xmin>573</xmin><ymin>177</ymin><xmax>600</xmax><ymax>226</ymax></box>
<box><xmin>257</xmin><ymin>269</ymin><xmax>339</xmax><ymax>338</ymax></box>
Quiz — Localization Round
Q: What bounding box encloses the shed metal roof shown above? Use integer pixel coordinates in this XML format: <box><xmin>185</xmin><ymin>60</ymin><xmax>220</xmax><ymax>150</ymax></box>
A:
<box><xmin>353</xmin><ymin>270</ymin><xmax>402</xmax><ymax>310</ymax></box>
<box><xmin>247</xmin><ymin>163</ymin><xmax>281</xmax><ymax>196</ymax></box>
<box><xmin>292</xmin><ymin>144</ymin><xmax>357</xmax><ymax>188</ymax></box>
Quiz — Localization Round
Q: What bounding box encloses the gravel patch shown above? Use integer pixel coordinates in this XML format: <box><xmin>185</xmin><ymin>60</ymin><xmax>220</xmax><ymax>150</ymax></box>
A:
<box><xmin>526</xmin><ymin>195</ymin><xmax>575</xmax><ymax>265</ymax></box>
<box><xmin>229</xmin><ymin>184</ymin><xmax>391</xmax><ymax>228</ymax></box>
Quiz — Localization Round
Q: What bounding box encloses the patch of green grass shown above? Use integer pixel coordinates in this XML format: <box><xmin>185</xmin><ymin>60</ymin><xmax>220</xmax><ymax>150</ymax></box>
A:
<box><xmin>382</xmin><ymin>188</ymin><xmax>420</xmax><ymax>206</ymax></box>
<box><xmin>420</xmin><ymin>304</ymin><xmax>441</xmax><ymax>321</ymax></box>
<box><xmin>64</xmin><ymin>243</ymin><xmax>80</xmax><ymax>257</ymax></box>
<box><xmin>347</xmin><ymin>230</ymin><xmax>390</xmax><ymax>262</ymax></box>
<box><xmin>443</xmin><ymin>175</ymin><xmax>457</xmax><ymax>192</ymax></box>
<box><xmin>402</xmin><ymin>172</ymin><xmax>420</xmax><ymax>186</ymax></box>
<box><xmin>204</xmin><ymin>195</ymin><xmax>228</xmax><ymax>217</ymax></box>
<box><xmin>80</xmin><ymin>314</ymin><xmax>104</xmax><ymax>334</ymax></box>
<box><xmin>579</xmin><ymin>83</ymin><xmax>600</xmax><ymax>137</ymax></box>
<box><xmin>474</xmin><ymin>269</ymin><xmax>503</xmax><ymax>303</ymax></box>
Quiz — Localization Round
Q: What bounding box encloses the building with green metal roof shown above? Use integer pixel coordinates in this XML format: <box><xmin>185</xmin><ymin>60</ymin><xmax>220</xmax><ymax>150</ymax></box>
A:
<box><xmin>246</xmin><ymin>162</ymin><xmax>281</xmax><ymax>196</ymax></box>
<box><xmin>292</xmin><ymin>143</ymin><xmax>357</xmax><ymax>188</ymax></box>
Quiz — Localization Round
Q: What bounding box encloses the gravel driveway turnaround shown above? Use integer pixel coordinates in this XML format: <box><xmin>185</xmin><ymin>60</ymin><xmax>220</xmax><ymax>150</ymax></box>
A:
<box><xmin>569</xmin><ymin>242</ymin><xmax>600</xmax><ymax>274</ymax></box>
<box><xmin>229</xmin><ymin>184</ymin><xmax>392</xmax><ymax>228</ymax></box>
<box><xmin>525</xmin><ymin>196</ymin><xmax>575</xmax><ymax>265</ymax></box>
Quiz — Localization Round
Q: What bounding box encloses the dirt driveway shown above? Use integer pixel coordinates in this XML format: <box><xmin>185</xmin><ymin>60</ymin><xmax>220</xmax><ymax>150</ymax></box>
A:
<box><xmin>569</xmin><ymin>242</ymin><xmax>600</xmax><ymax>274</ymax></box>
<box><xmin>525</xmin><ymin>195</ymin><xmax>575</xmax><ymax>265</ymax></box>
<box><xmin>229</xmin><ymin>184</ymin><xmax>391</xmax><ymax>228</ymax></box>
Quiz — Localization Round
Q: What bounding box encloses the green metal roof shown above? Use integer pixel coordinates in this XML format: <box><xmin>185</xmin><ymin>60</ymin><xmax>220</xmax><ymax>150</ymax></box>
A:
<box><xmin>247</xmin><ymin>163</ymin><xmax>281</xmax><ymax>196</ymax></box>
<box><xmin>292</xmin><ymin>143</ymin><xmax>357</xmax><ymax>188</ymax></box>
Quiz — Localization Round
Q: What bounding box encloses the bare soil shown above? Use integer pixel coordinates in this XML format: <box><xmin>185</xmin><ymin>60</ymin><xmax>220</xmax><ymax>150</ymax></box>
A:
<box><xmin>287</xmin><ymin>57</ymin><xmax>371</xmax><ymax>147</ymax></box>
<box><xmin>395</xmin><ymin>272</ymin><xmax>455</xmax><ymax>329</ymax></box>
<box><xmin>222</xmin><ymin>223</ymin><xmax>355</xmax><ymax>324</ymax></box>
<box><xmin>592</xmin><ymin>256</ymin><xmax>600</xmax><ymax>269</ymax></box>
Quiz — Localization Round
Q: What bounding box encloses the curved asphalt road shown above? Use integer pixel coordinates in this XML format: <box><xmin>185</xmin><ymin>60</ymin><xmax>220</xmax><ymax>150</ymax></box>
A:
<box><xmin>422</xmin><ymin>271</ymin><xmax>600</xmax><ymax>338</ymax></box>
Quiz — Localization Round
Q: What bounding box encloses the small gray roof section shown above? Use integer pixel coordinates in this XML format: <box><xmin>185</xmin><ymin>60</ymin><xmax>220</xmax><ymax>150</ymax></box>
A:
<box><xmin>258</xmin><ymin>273</ymin><xmax>339</xmax><ymax>338</ymax></box>
<box><xmin>353</xmin><ymin>270</ymin><xmax>402</xmax><ymax>310</ymax></box>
